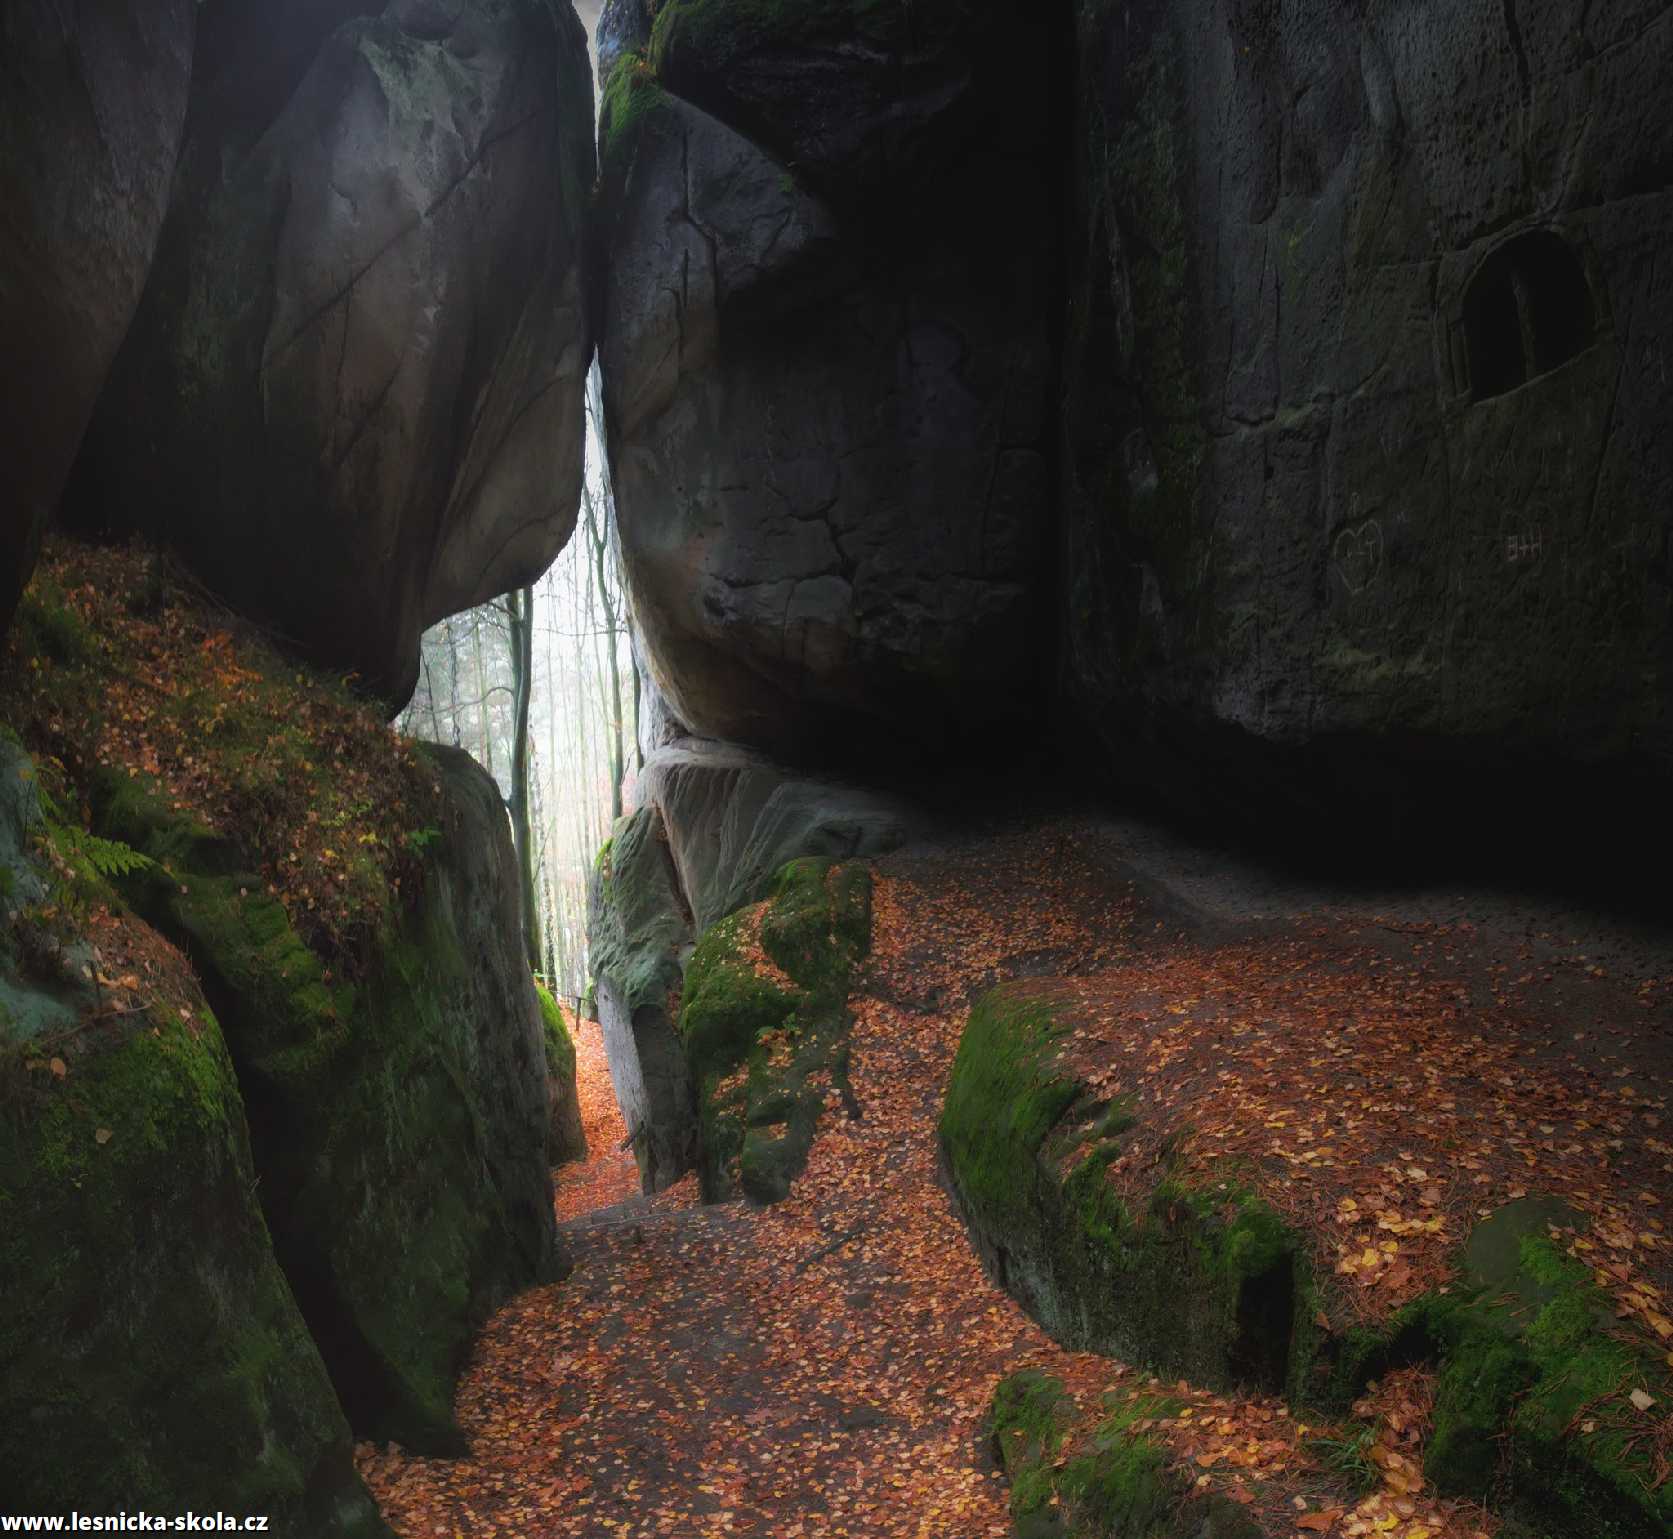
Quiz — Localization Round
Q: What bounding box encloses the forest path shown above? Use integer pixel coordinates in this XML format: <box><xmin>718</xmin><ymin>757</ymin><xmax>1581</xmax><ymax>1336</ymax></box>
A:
<box><xmin>357</xmin><ymin>816</ymin><xmax>1673</xmax><ymax>1539</ymax></box>
<box><xmin>359</xmin><ymin>825</ymin><xmax>1137</xmax><ymax>1537</ymax></box>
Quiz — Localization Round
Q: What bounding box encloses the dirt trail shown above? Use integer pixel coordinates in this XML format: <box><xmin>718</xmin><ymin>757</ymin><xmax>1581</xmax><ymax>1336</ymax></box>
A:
<box><xmin>358</xmin><ymin>817</ymin><xmax>1672</xmax><ymax>1539</ymax></box>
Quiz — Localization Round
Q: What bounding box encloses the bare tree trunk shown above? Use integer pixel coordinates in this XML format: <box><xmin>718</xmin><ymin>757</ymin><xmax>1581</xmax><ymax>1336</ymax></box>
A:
<box><xmin>583</xmin><ymin>482</ymin><xmax>625</xmax><ymax>823</ymax></box>
<box><xmin>506</xmin><ymin>586</ymin><xmax>540</xmax><ymax>974</ymax></box>
<box><xmin>473</xmin><ymin>611</ymin><xmax>494</xmax><ymax>779</ymax></box>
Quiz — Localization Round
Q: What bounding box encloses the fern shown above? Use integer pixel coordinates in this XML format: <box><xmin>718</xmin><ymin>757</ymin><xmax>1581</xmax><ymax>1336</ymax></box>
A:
<box><xmin>66</xmin><ymin>830</ymin><xmax>154</xmax><ymax>879</ymax></box>
<box><xmin>32</xmin><ymin>787</ymin><xmax>154</xmax><ymax>885</ymax></box>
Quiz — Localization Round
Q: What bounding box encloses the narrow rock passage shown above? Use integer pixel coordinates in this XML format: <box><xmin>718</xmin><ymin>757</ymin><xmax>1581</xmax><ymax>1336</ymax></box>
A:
<box><xmin>359</xmin><ymin>827</ymin><xmax>1135</xmax><ymax>1537</ymax></box>
<box><xmin>357</xmin><ymin>820</ymin><xmax>1672</xmax><ymax>1538</ymax></box>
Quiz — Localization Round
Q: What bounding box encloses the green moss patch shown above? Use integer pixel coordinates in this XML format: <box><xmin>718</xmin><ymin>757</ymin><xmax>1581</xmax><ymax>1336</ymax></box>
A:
<box><xmin>536</xmin><ymin>979</ymin><xmax>576</xmax><ymax>1081</ymax></box>
<box><xmin>962</xmin><ymin>1003</ymin><xmax>1673</xmax><ymax>1539</ymax></box>
<box><xmin>1414</xmin><ymin>1206</ymin><xmax>1673</xmax><ymax>1536</ymax></box>
<box><xmin>537</xmin><ymin>979</ymin><xmax>587</xmax><ymax>1166</ymax></box>
<box><xmin>0</xmin><ymin>976</ymin><xmax>386</xmax><ymax>1532</ymax></box>
<box><xmin>990</xmin><ymin>1372</ymin><xmax>1262</xmax><ymax>1539</ymax></box>
<box><xmin>92</xmin><ymin>760</ymin><xmax>559</xmax><ymax>1454</ymax></box>
<box><xmin>680</xmin><ymin>859</ymin><xmax>870</xmax><ymax>1205</ymax></box>
<box><xmin>598</xmin><ymin>51</ymin><xmax>673</xmax><ymax>192</ymax></box>
<box><xmin>941</xmin><ymin>982</ymin><xmax>1318</xmax><ymax>1401</ymax></box>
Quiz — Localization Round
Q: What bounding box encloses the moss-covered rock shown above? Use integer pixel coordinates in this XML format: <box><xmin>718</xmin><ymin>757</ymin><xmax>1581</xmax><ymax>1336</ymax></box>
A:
<box><xmin>989</xmin><ymin>1371</ymin><xmax>1262</xmax><ymax>1539</ymax></box>
<box><xmin>940</xmin><ymin>982</ymin><xmax>1314</xmax><ymax>1401</ymax></box>
<box><xmin>1416</xmin><ymin>1201</ymin><xmax>1673</xmax><ymax>1537</ymax></box>
<box><xmin>681</xmin><ymin>858</ymin><xmax>869</xmax><ymax>1205</ymax></box>
<box><xmin>93</xmin><ymin>745</ymin><xmax>561</xmax><ymax>1455</ymax></box>
<box><xmin>597</xmin><ymin>50</ymin><xmax>673</xmax><ymax>193</ymax></box>
<box><xmin>0</xmin><ymin>740</ymin><xmax>387</xmax><ymax>1532</ymax></box>
<box><xmin>537</xmin><ymin>979</ymin><xmax>587</xmax><ymax>1165</ymax></box>
<box><xmin>587</xmin><ymin>805</ymin><xmax>699</xmax><ymax>1192</ymax></box>
<box><xmin>951</xmin><ymin>985</ymin><xmax>1673</xmax><ymax>1538</ymax></box>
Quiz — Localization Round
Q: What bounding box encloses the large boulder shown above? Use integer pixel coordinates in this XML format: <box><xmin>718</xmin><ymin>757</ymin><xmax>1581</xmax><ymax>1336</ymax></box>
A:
<box><xmin>1061</xmin><ymin>0</ymin><xmax>1673</xmax><ymax>836</ymax></box>
<box><xmin>597</xmin><ymin>5</ymin><xmax>1062</xmax><ymax>763</ymax></box>
<box><xmin>65</xmin><ymin>0</ymin><xmax>596</xmax><ymax>702</ymax></box>
<box><xmin>0</xmin><ymin>0</ymin><xmax>194</xmax><ymax>641</ymax></box>
<box><xmin>98</xmin><ymin>743</ymin><xmax>561</xmax><ymax>1454</ymax></box>
<box><xmin>0</xmin><ymin>738</ymin><xmax>388</xmax><ymax>1534</ymax></box>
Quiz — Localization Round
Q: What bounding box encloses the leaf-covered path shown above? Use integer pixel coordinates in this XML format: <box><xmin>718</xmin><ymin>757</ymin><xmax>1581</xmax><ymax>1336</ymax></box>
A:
<box><xmin>359</xmin><ymin>820</ymin><xmax>1672</xmax><ymax>1538</ymax></box>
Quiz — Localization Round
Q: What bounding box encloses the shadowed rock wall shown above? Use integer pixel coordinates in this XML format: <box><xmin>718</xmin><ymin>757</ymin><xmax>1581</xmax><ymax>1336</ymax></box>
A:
<box><xmin>1061</xmin><ymin>0</ymin><xmax>1673</xmax><ymax>835</ymax></box>
<box><xmin>64</xmin><ymin>0</ymin><xmax>596</xmax><ymax>703</ymax></box>
<box><xmin>0</xmin><ymin>0</ymin><xmax>195</xmax><ymax>639</ymax></box>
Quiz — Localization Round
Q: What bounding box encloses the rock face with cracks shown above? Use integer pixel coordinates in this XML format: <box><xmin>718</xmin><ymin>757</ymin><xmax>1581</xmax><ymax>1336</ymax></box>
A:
<box><xmin>64</xmin><ymin>0</ymin><xmax>595</xmax><ymax>702</ymax></box>
<box><xmin>640</xmin><ymin>733</ymin><xmax>921</xmax><ymax>935</ymax></box>
<box><xmin>1060</xmin><ymin>0</ymin><xmax>1673</xmax><ymax>833</ymax></box>
<box><xmin>597</xmin><ymin>4</ymin><xmax>1061</xmax><ymax>763</ymax></box>
<box><xmin>0</xmin><ymin>0</ymin><xmax>194</xmax><ymax>642</ymax></box>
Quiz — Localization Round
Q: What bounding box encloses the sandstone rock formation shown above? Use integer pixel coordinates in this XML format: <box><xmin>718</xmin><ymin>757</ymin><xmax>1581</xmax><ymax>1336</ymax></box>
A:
<box><xmin>99</xmin><ymin>743</ymin><xmax>561</xmax><ymax>1454</ymax></box>
<box><xmin>597</xmin><ymin>5</ymin><xmax>1062</xmax><ymax>763</ymax></box>
<box><xmin>1060</xmin><ymin>0</ymin><xmax>1673</xmax><ymax>833</ymax></box>
<box><xmin>66</xmin><ymin>0</ymin><xmax>595</xmax><ymax>702</ymax></box>
<box><xmin>0</xmin><ymin>736</ymin><xmax>390</xmax><ymax>1535</ymax></box>
<box><xmin>0</xmin><ymin>0</ymin><xmax>194</xmax><ymax>640</ymax></box>
<box><xmin>587</xmin><ymin>803</ymin><xmax>699</xmax><ymax>1192</ymax></box>
<box><xmin>642</xmin><ymin>735</ymin><xmax>920</xmax><ymax>935</ymax></box>
<box><xmin>593</xmin><ymin>0</ymin><xmax>1669</xmax><ymax>841</ymax></box>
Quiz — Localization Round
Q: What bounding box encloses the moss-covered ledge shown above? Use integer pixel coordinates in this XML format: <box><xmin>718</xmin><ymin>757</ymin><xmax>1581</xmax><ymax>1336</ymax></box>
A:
<box><xmin>939</xmin><ymin>983</ymin><xmax>1315</xmax><ymax>1402</ymax></box>
<box><xmin>681</xmin><ymin>857</ymin><xmax>870</xmax><ymax>1205</ymax></box>
<box><xmin>944</xmin><ymin>986</ymin><xmax>1673</xmax><ymax>1537</ymax></box>
<box><xmin>92</xmin><ymin>745</ymin><xmax>561</xmax><ymax>1455</ymax></box>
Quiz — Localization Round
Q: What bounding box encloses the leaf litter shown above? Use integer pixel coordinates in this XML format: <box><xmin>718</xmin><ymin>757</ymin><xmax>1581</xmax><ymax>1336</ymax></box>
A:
<box><xmin>359</xmin><ymin>820</ymin><xmax>1672</xmax><ymax>1537</ymax></box>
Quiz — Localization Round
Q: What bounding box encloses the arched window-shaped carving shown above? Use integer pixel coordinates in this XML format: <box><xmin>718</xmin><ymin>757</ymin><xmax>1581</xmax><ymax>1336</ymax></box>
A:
<box><xmin>1461</xmin><ymin>231</ymin><xmax>1595</xmax><ymax>401</ymax></box>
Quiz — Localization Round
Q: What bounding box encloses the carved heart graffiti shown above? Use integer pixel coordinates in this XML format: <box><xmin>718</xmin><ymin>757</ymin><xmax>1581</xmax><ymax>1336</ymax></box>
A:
<box><xmin>1333</xmin><ymin>519</ymin><xmax>1385</xmax><ymax>594</ymax></box>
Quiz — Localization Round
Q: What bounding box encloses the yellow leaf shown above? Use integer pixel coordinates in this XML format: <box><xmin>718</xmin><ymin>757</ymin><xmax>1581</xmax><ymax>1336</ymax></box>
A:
<box><xmin>49</xmin><ymin>1057</ymin><xmax>67</xmax><ymax>1079</ymax></box>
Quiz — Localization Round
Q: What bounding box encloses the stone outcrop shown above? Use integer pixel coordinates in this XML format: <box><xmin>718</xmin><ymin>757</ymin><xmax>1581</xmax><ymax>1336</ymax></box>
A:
<box><xmin>0</xmin><ymin>738</ymin><xmax>389</xmax><ymax>1534</ymax></box>
<box><xmin>591</xmin><ymin>0</ymin><xmax>1670</xmax><ymax>843</ymax></box>
<box><xmin>1060</xmin><ymin>0</ymin><xmax>1673</xmax><ymax>835</ymax></box>
<box><xmin>0</xmin><ymin>0</ymin><xmax>194</xmax><ymax>641</ymax></box>
<box><xmin>97</xmin><ymin>743</ymin><xmax>561</xmax><ymax>1454</ymax></box>
<box><xmin>65</xmin><ymin>0</ymin><xmax>596</xmax><ymax>702</ymax></box>
<box><xmin>597</xmin><ymin>5</ymin><xmax>1062</xmax><ymax>763</ymax></box>
<box><xmin>587</xmin><ymin>804</ymin><xmax>699</xmax><ymax>1192</ymax></box>
<box><xmin>641</xmin><ymin>735</ymin><xmax>920</xmax><ymax>934</ymax></box>
<box><xmin>682</xmin><ymin>858</ymin><xmax>870</xmax><ymax>1206</ymax></box>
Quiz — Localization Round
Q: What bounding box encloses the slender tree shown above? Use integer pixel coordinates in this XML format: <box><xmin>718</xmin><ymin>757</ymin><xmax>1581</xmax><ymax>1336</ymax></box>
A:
<box><xmin>506</xmin><ymin>586</ymin><xmax>540</xmax><ymax>973</ymax></box>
